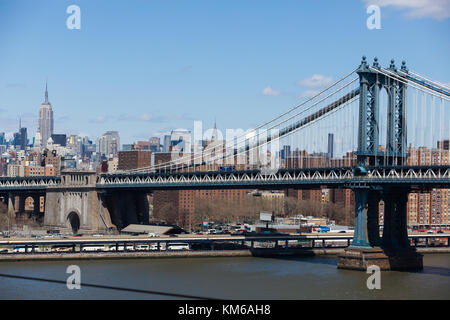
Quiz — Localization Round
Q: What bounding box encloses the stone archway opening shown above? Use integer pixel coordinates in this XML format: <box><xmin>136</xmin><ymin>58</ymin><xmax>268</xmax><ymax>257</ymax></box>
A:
<box><xmin>67</xmin><ymin>212</ymin><xmax>81</xmax><ymax>234</ymax></box>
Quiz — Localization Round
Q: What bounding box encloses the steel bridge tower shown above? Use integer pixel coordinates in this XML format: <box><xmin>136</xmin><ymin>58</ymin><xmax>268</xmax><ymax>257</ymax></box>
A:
<box><xmin>339</xmin><ymin>56</ymin><xmax>422</xmax><ymax>271</ymax></box>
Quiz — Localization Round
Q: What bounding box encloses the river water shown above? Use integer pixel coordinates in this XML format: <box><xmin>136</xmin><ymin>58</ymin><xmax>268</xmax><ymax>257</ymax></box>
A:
<box><xmin>0</xmin><ymin>254</ymin><xmax>449</xmax><ymax>299</ymax></box>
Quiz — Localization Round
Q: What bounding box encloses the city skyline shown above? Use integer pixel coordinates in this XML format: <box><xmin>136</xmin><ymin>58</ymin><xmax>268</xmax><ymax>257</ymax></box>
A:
<box><xmin>1</xmin><ymin>0</ymin><xmax>449</xmax><ymax>144</ymax></box>
<box><xmin>1</xmin><ymin>0</ymin><xmax>450</xmax><ymax>304</ymax></box>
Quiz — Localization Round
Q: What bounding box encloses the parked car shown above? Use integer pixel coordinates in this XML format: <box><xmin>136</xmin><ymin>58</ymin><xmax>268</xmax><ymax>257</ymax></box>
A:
<box><xmin>148</xmin><ymin>233</ymin><xmax>160</xmax><ymax>237</ymax></box>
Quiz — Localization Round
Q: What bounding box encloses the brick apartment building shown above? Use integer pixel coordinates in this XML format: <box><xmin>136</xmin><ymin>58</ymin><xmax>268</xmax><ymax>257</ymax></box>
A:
<box><xmin>151</xmin><ymin>151</ymin><xmax>251</xmax><ymax>229</ymax></box>
<box><xmin>42</xmin><ymin>149</ymin><xmax>61</xmax><ymax>175</ymax></box>
<box><xmin>118</xmin><ymin>150</ymin><xmax>152</xmax><ymax>171</ymax></box>
<box><xmin>24</xmin><ymin>165</ymin><xmax>55</xmax><ymax>177</ymax></box>
<box><xmin>405</xmin><ymin>143</ymin><xmax>450</xmax><ymax>229</ymax></box>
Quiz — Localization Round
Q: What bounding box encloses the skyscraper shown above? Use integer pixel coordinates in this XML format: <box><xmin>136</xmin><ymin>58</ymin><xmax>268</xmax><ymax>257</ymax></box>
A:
<box><xmin>0</xmin><ymin>132</ymin><xmax>5</xmax><ymax>145</ymax></box>
<box><xmin>97</xmin><ymin>131</ymin><xmax>120</xmax><ymax>157</ymax></box>
<box><xmin>327</xmin><ymin>133</ymin><xmax>334</xmax><ymax>159</ymax></box>
<box><xmin>163</xmin><ymin>135</ymin><xmax>171</xmax><ymax>152</ymax></box>
<box><xmin>13</xmin><ymin>119</ymin><xmax>27</xmax><ymax>150</ymax></box>
<box><xmin>37</xmin><ymin>82</ymin><xmax>54</xmax><ymax>148</ymax></box>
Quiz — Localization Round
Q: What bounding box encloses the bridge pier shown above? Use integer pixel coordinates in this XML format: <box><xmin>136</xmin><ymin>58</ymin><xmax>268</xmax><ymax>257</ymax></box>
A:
<box><xmin>338</xmin><ymin>188</ymin><xmax>422</xmax><ymax>271</ymax></box>
<box><xmin>338</xmin><ymin>188</ymin><xmax>390</xmax><ymax>270</ymax></box>
<box><xmin>44</xmin><ymin>171</ymin><xmax>116</xmax><ymax>234</ymax></box>
<box><xmin>380</xmin><ymin>188</ymin><xmax>423</xmax><ymax>270</ymax></box>
<box><xmin>101</xmin><ymin>191</ymin><xmax>150</xmax><ymax>230</ymax></box>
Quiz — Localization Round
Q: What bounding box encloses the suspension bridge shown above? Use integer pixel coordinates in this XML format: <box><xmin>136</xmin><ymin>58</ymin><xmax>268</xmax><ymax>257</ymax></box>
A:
<box><xmin>1</xmin><ymin>56</ymin><xmax>449</xmax><ymax>270</ymax></box>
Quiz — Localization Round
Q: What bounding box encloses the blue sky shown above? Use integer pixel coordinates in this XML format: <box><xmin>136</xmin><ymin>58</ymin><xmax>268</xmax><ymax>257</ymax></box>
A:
<box><xmin>0</xmin><ymin>0</ymin><xmax>449</xmax><ymax>144</ymax></box>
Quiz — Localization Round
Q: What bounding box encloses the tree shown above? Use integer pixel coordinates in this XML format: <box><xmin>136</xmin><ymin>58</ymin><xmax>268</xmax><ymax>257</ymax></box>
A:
<box><xmin>154</xmin><ymin>202</ymin><xmax>179</xmax><ymax>225</ymax></box>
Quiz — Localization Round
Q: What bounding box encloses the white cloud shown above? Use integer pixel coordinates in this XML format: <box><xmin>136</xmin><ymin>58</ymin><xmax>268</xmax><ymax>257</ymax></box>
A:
<box><xmin>138</xmin><ymin>113</ymin><xmax>153</xmax><ymax>121</ymax></box>
<box><xmin>364</xmin><ymin>0</ymin><xmax>450</xmax><ymax>21</ymax></box>
<box><xmin>298</xmin><ymin>74</ymin><xmax>333</xmax><ymax>88</ymax></box>
<box><xmin>261</xmin><ymin>86</ymin><xmax>281</xmax><ymax>96</ymax></box>
<box><xmin>118</xmin><ymin>113</ymin><xmax>193</xmax><ymax>122</ymax></box>
<box><xmin>90</xmin><ymin>115</ymin><xmax>113</xmax><ymax>123</ymax></box>
<box><xmin>298</xmin><ymin>90</ymin><xmax>321</xmax><ymax>99</ymax></box>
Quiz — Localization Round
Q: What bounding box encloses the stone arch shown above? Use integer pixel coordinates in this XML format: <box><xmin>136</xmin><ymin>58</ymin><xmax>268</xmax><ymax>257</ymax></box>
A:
<box><xmin>24</xmin><ymin>195</ymin><xmax>35</xmax><ymax>212</ymax></box>
<box><xmin>67</xmin><ymin>211</ymin><xmax>81</xmax><ymax>234</ymax></box>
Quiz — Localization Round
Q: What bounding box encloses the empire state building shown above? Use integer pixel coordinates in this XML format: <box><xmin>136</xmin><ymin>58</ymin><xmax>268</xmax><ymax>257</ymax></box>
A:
<box><xmin>37</xmin><ymin>82</ymin><xmax>54</xmax><ymax>148</ymax></box>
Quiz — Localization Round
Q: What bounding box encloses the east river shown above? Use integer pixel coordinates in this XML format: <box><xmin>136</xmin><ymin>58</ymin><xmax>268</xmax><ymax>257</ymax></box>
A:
<box><xmin>0</xmin><ymin>254</ymin><xmax>449</xmax><ymax>299</ymax></box>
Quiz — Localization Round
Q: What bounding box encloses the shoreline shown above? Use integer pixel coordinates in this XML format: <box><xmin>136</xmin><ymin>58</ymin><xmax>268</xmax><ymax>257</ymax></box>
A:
<box><xmin>0</xmin><ymin>247</ymin><xmax>449</xmax><ymax>262</ymax></box>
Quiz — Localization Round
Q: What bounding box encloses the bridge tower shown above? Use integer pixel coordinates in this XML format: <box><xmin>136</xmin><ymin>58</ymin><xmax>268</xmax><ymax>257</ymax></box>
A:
<box><xmin>355</xmin><ymin>56</ymin><xmax>408</xmax><ymax>167</ymax></box>
<box><xmin>44</xmin><ymin>171</ymin><xmax>115</xmax><ymax>234</ymax></box>
<box><xmin>338</xmin><ymin>57</ymin><xmax>422</xmax><ymax>271</ymax></box>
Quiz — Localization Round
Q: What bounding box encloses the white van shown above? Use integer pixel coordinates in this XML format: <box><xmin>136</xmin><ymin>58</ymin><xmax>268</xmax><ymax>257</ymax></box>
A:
<box><xmin>81</xmin><ymin>245</ymin><xmax>105</xmax><ymax>252</ymax></box>
<box><xmin>167</xmin><ymin>243</ymin><xmax>190</xmax><ymax>251</ymax></box>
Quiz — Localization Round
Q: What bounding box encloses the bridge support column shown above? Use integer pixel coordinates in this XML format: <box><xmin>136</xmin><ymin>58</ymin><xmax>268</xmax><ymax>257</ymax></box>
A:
<box><xmin>33</xmin><ymin>195</ymin><xmax>41</xmax><ymax>216</ymax></box>
<box><xmin>6</xmin><ymin>193</ymin><xmax>16</xmax><ymax>234</ymax></box>
<box><xmin>349</xmin><ymin>188</ymin><xmax>371</xmax><ymax>248</ymax></box>
<box><xmin>367</xmin><ymin>191</ymin><xmax>382</xmax><ymax>247</ymax></box>
<box><xmin>380</xmin><ymin>188</ymin><xmax>423</xmax><ymax>270</ymax></box>
<box><xmin>7</xmin><ymin>193</ymin><xmax>15</xmax><ymax>214</ymax></box>
<box><xmin>18</xmin><ymin>195</ymin><xmax>25</xmax><ymax>214</ymax></box>
<box><xmin>338</xmin><ymin>187</ymin><xmax>423</xmax><ymax>271</ymax></box>
<box><xmin>338</xmin><ymin>188</ymin><xmax>389</xmax><ymax>271</ymax></box>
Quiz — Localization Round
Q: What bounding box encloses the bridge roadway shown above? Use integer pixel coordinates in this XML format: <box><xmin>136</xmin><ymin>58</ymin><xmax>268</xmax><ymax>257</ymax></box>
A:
<box><xmin>0</xmin><ymin>165</ymin><xmax>448</xmax><ymax>191</ymax></box>
<box><xmin>97</xmin><ymin>165</ymin><xmax>450</xmax><ymax>190</ymax></box>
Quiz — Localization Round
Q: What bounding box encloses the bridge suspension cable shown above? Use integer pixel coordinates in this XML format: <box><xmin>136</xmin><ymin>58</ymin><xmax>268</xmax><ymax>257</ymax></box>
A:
<box><xmin>126</xmin><ymin>70</ymin><xmax>359</xmax><ymax>173</ymax></box>
<box><xmin>133</xmin><ymin>90</ymin><xmax>358</xmax><ymax>174</ymax></box>
<box><xmin>370</xmin><ymin>67</ymin><xmax>450</xmax><ymax>101</ymax></box>
<box><xmin>400</xmin><ymin>69</ymin><xmax>450</xmax><ymax>92</ymax></box>
<box><xmin>369</xmin><ymin>65</ymin><xmax>449</xmax><ymax>167</ymax></box>
<box><xmin>118</xmin><ymin>62</ymin><xmax>448</xmax><ymax>175</ymax></box>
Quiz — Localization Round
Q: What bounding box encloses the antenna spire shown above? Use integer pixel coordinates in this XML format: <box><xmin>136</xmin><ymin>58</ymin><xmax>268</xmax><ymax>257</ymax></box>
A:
<box><xmin>44</xmin><ymin>80</ymin><xmax>49</xmax><ymax>104</ymax></box>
